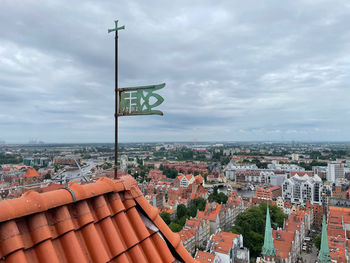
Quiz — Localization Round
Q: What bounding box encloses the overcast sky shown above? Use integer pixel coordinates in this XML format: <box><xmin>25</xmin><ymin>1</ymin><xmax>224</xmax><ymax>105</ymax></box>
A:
<box><xmin>0</xmin><ymin>0</ymin><xmax>349</xmax><ymax>143</ymax></box>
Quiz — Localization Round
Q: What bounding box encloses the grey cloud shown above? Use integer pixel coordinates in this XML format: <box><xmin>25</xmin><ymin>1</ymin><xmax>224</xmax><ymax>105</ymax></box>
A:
<box><xmin>0</xmin><ymin>0</ymin><xmax>349</xmax><ymax>143</ymax></box>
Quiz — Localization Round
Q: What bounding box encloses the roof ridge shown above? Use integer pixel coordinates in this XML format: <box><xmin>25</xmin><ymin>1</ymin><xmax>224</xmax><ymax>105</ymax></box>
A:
<box><xmin>0</xmin><ymin>175</ymin><xmax>196</xmax><ymax>263</ymax></box>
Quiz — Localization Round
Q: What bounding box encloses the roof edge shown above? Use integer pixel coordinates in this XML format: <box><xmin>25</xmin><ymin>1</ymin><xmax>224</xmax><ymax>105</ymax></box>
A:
<box><xmin>0</xmin><ymin>176</ymin><xmax>128</xmax><ymax>222</ymax></box>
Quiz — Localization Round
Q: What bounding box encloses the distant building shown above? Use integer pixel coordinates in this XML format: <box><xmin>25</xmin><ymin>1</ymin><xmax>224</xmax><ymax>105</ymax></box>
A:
<box><xmin>23</xmin><ymin>157</ymin><xmax>50</xmax><ymax>167</ymax></box>
<box><xmin>22</xmin><ymin>168</ymin><xmax>40</xmax><ymax>186</ymax></box>
<box><xmin>290</xmin><ymin>171</ymin><xmax>313</xmax><ymax>178</ymax></box>
<box><xmin>282</xmin><ymin>174</ymin><xmax>331</xmax><ymax>206</ymax></box>
<box><xmin>312</xmin><ymin>166</ymin><xmax>327</xmax><ymax>180</ymax></box>
<box><xmin>256</xmin><ymin>185</ymin><xmax>282</xmax><ymax>200</ymax></box>
<box><xmin>175</xmin><ymin>174</ymin><xmax>195</xmax><ymax>188</ymax></box>
<box><xmin>267</xmin><ymin>163</ymin><xmax>305</xmax><ymax>172</ymax></box>
<box><xmin>224</xmin><ymin>164</ymin><xmax>258</xmax><ymax>180</ymax></box>
<box><xmin>54</xmin><ymin>157</ymin><xmax>81</xmax><ymax>166</ymax></box>
<box><xmin>265</xmin><ymin>172</ymin><xmax>287</xmax><ymax>186</ymax></box>
<box><xmin>327</xmin><ymin>162</ymin><xmax>344</xmax><ymax>183</ymax></box>
<box><xmin>291</xmin><ymin>153</ymin><xmax>299</xmax><ymax>161</ymax></box>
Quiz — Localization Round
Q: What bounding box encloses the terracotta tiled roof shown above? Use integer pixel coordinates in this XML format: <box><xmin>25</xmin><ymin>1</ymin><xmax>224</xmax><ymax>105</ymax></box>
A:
<box><xmin>194</xmin><ymin>175</ymin><xmax>204</xmax><ymax>184</ymax></box>
<box><xmin>22</xmin><ymin>168</ymin><xmax>40</xmax><ymax>178</ymax></box>
<box><xmin>41</xmin><ymin>183</ymin><xmax>63</xmax><ymax>193</ymax></box>
<box><xmin>197</xmin><ymin>203</ymin><xmax>221</xmax><ymax>221</ymax></box>
<box><xmin>179</xmin><ymin>228</ymin><xmax>196</xmax><ymax>242</ymax></box>
<box><xmin>329</xmin><ymin>240</ymin><xmax>347</xmax><ymax>263</ymax></box>
<box><xmin>195</xmin><ymin>251</ymin><xmax>215</xmax><ymax>263</ymax></box>
<box><xmin>186</xmin><ymin>218</ymin><xmax>203</xmax><ymax>228</ymax></box>
<box><xmin>185</xmin><ymin>174</ymin><xmax>193</xmax><ymax>181</ymax></box>
<box><xmin>272</xmin><ymin>230</ymin><xmax>294</xmax><ymax>259</ymax></box>
<box><xmin>211</xmin><ymin>231</ymin><xmax>238</xmax><ymax>254</ymax></box>
<box><xmin>177</xmin><ymin>175</ymin><xmax>185</xmax><ymax>181</ymax></box>
<box><xmin>0</xmin><ymin>175</ymin><xmax>195</xmax><ymax>262</ymax></box>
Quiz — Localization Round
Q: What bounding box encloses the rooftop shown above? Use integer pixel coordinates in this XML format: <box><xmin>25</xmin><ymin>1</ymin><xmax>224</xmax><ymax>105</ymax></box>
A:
<box><xmin>195</xmin><ymin>251</ymin><xmax>215</xmax><ymax>263</ymax></box>
<box><xmin>0</xmin><ymin>175</ymin><xmax>194</xmax><ymax>262</ymax></box>
<box><xmin>22</xmin><ymin>168</ymin><xmax>40</xmax><ymax>178</ymax></box>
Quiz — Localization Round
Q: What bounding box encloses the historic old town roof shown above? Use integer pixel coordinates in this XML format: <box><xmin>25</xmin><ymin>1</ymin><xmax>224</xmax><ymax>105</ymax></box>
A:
<box><xmin>272</xmin><ymin>230</ymin><xmax>294</xmax><ymax>259</ymax></box>
<box><xmin>195</xmin><ymin>251</ymin><xmax>215</xmax><ymax>263</ymax></box>
<box><xmin>211</xmin><ymin>231</ymin><xmax>239</xmax><ymax>254</ymax></box>
<box><xmin>197</xmin><ymin>203</ymin><xmax>221</xmax><ymax>221</ymax></box>
<box><xmin>194</xmin><ymin>175</ymin><xmax>204</xmax><ymax>184</ymax></box>
<box><xmin>179</xmin><ymin>228</ymin><xmax>196</xmax><ymax>242</ymax></box>
<box><xmin>0</xmin><ymin>175</ymin><xmax>194</xmax><ymax>262</ymax></box>
<box><xmin>22</xmin><ymin>168</ymin><xmax>40</xmax><ymax>178</ymax></box>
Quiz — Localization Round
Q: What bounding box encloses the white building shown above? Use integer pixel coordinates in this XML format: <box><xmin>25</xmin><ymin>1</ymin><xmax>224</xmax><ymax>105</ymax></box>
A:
<box><xmin>327</xmin><ymin>162</ymin><xmax>344</xmax><ymax>183</ymax></box>
<box><xmin>267</xmin><ymin>163</ymin><xmax>305</xmax><ymax>172</ymax></box>
<box><xmin>291</xmin><ymin>153</ymin><xmax>300</xmax><ymax>161</ymax></box>
<box><xmin>176</xmin><ymin>174</ymin><xmax>195</xmax><ymax>188</ymax></box>
<box><xmin>264</xmin><ymin>171</ymin><xmax>287</xmax><ymax>186</ymax></box>
<box><xmin>207</xmin><ymin>230</ymin><xmax>249</xmax><ymax>263</ymax></box>
<box><xmin>282</xmin><ymin>174</ymin><xmax>331</xmax><ymax>206</ymax></box>
<box><xmin>224</xmin><ymin>163</ymin><xmax>258</xmax><ymax>180</ymax></box>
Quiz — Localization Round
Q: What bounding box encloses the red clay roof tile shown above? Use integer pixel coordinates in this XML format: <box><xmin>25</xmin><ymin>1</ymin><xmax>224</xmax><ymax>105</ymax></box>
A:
<box><xmin>0</xmin><ymin>175</ymin><xmax>194</xmax><ymax>262</ymax></box>
<box><xmin>22</xmin><ymin>168</ymin><xmax>40</xmax><ymax>178</ymax></box>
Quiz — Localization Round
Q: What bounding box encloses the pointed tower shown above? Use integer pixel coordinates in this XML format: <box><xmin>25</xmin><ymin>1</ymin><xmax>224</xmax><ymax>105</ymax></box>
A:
<box><xmin>261</xmin><ymin>206</ymin><xmax>276</xmax><ymax>262</ymax></box>
<box><xmin>319</xmin><ymin>216</ymin><xmax>331</xmax><ymax>263</ymax></box>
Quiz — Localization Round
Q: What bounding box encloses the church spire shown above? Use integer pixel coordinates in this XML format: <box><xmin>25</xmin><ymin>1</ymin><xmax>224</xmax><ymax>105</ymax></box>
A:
<box><xmin>319</xmin><ymin>215</ymin><xmax>331</xmax><ymax>263</ymax></box>
<box><xmin>262</xmin><ymin>206</ymin><xmax>276</xmax><ymax>256</ymax></box>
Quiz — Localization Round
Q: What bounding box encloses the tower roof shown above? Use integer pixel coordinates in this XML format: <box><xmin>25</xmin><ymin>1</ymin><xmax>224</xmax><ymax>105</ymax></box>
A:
<box><xmin>319</xmin><ymin>215</ymin><xmax>331</xmax><ymax>263</ymax></box>
<box><xmin>262</xmin><ymin>206</ymin><xmax>276</xmax><ymax>256</ymax></box>
<box><xmin>22</xmin><ymin>168</ymin><xmax>40</xmax><ymax>178</ymax></box>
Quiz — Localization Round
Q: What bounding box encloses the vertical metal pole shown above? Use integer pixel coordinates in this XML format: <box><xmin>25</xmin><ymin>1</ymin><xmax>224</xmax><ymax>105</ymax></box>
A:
<box><xmin>114</xmin><ymin>30</ymin><xmax>118</xmax><ymax>179</ymax></box>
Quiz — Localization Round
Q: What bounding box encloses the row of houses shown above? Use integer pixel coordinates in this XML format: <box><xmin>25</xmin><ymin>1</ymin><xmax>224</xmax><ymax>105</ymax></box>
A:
<box><xmin>178</xmin><ymin>193</ymin><xmax>249</xmax><ymax>257</ymax></box>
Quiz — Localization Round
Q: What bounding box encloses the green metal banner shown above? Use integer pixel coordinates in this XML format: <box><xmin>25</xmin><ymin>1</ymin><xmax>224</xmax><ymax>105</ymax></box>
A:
<box><xmin>118</xmin><ymin>83</ymin><xmax>165</xmax><ymax>116</ymax></box>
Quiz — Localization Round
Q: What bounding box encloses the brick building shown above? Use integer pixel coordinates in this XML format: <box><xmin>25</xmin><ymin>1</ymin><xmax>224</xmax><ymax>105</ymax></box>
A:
<box><xmin>256</xmin><ymin>185</ymin><xmax>282</xmax><ymax>200</ymax></box>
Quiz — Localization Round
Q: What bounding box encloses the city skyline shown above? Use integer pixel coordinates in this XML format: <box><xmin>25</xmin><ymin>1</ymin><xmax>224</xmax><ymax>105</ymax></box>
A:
<box><xmin>1</xmin><ymin>0</ymin><xmax>350</xmax><ymax>143</ymax></box>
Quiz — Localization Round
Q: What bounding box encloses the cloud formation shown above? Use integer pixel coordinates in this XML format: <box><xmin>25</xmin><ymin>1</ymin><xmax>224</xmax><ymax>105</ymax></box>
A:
<box><xmin>0</xmin><ymin>0</ymin><xmax>349</xmax><ymax>143</ymax></box>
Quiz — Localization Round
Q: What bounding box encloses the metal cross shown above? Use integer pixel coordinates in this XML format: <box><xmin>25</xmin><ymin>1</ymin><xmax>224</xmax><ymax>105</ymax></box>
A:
<box><xmin>108</xmin><ymin>20</ymin><xmax>125</xmax><ymax>33</ymax></box>
<box><xmin>125</xmin><ymin>91</ymin><xmax>137</xmax><ymax>113</ymax></box>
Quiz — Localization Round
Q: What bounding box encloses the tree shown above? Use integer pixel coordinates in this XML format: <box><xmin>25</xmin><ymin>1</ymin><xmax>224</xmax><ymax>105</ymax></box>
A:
<box><xmin>175</xmin><ymin>216</ymin><xmax>187</xmax><ymax>227</ymax></box>
<box><xmin>217</xmin><ymin>192</ymin><xmax>228</xmax><ymax>204</ymax></box>
<box><xmin>221</xmin><ymin>157</ymin><xmax>230</xmax><ymax>165</ymax></box>
<box><xmin>314</xmin><ymin>235</ymin><xmax>321</xmax><ymax>250</ymax></box>
<box><xmin>229</xmin><ymin>203</ymin><xmax>287</xmax><ymax>259</ymax></box>
<box><xmin>44</xmin><ymin>173</ymin><xmax>51</xmax><ymax>180</ymax></box>
<box><xmin>189</xmin><ymin>197</ymin><xmax>206</xmax><ymax>211</ymax></box>
<box><xmin>177</xmin><ymin>204</ymin><xmax>187</xmax><ymax>219</ymax></box>
<box><xmin>208</xmin><ymin>188</ymin><xmax>228</xmax><ymax>204</ymax></box>
<box><xmin>163</xmin><ymin>168</ymin><xmax>178</xmax><ymax>178</ymax></box>
<box><xmin>188</xmin><ymin>205</ymin><xmax>198</xmax><ymax>217</ymax></box>
<box><xmin>169</xmin><ymin>223</ymin><xmax>182</xmax><ymax>232</ymax></box>
<box><xmin>160</xmin><ymin>211</ymin><xmax>171</xmax><ymax>225</ymax></box>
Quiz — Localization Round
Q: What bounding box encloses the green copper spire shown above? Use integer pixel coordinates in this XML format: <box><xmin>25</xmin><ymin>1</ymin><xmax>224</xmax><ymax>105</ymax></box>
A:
<box><xmin>262</xmin><ymin>206</ymin><xmax>276</xmax><ymax>256</ymax></box>
<box><xmin>319</xmin><ymin>216</ymin><xmax>331</xmax><ymax>263</ymax></box>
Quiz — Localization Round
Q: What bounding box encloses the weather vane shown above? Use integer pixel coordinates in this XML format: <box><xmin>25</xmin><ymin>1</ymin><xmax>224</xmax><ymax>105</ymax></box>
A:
<box><xmin>108</xmin><ymin>20</ymin><xmax>165</xmax><ymax>179</ymax></box>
